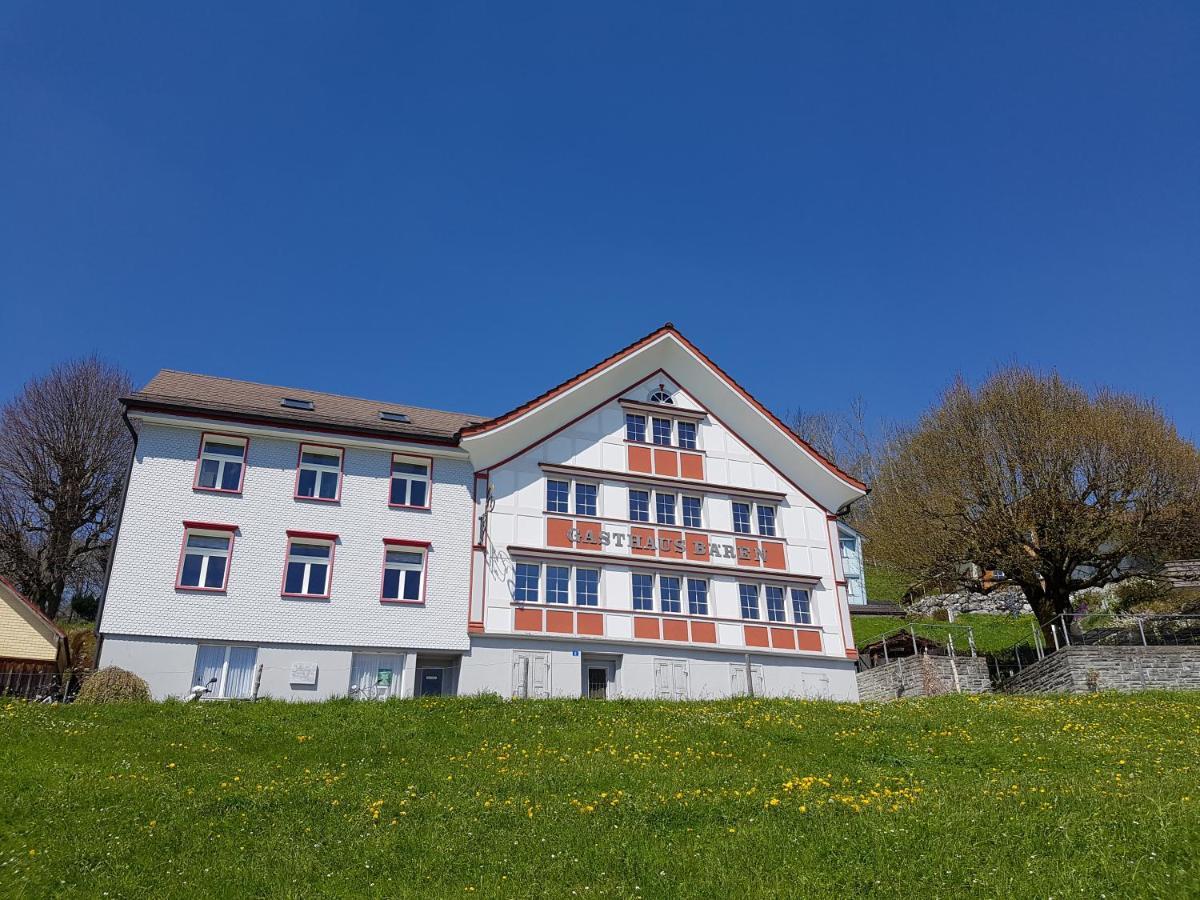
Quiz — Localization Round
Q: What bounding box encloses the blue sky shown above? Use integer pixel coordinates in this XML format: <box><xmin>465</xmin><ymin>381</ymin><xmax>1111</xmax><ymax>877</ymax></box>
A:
<box><xmin>2</xmin><ymin>2</ymin><xmax>1197</xmax><ymax>439</ymax></box>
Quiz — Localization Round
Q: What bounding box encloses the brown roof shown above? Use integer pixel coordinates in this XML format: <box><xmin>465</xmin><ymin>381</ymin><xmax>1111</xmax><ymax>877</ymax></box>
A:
<box><xmin>126</xmin><ymin>370</ymin><xmax>486</xmax><ymax>443</ymax></box>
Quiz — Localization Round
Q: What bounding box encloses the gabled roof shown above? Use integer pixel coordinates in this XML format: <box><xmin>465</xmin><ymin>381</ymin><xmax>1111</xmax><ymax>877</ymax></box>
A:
<box><xmin>461</xmin><ymin>323</ymin><xmax>868</xmax><ymax>512</ymax></box>
<box><xmin>126</xmin><ymin>370</ymin><xmax>485</xmax><ymax>443</ymax></box>
<box><xmin>0</xmin><ymin>575</ymin><xmax>65</xmax><ymax>641</ymax></box>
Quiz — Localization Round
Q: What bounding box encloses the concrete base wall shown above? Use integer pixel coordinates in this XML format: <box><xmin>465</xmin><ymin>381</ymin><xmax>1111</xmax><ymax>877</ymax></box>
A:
<box><xmin>1003</xmin><ymin>645</ymin><xmax>1200</xmax><ymax>695</ymax></box>
<box><xmin>857</xmin><ymin>654</ymin><xmax>991</xmax><ymax>702</ymax></box>
<box><xmin>100</xmin><ymin>633</ymin><xmax>859</xmax><ymax>702</ymax></box>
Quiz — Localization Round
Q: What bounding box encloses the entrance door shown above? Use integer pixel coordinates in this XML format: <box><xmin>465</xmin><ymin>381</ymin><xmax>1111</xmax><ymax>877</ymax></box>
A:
<box><xmin>349</xmin><ymin>653</ymin><xmax>404</xmax><ymax>700</ymax></box>
<box><xmin>419</xmin><ymin>667</ymin><xmax>444</xmax><ymax>697</ymax></box>
<box><xmin>587</xmin><ymin>667</ymin><xmax>608</xmax><ymax>699</ymax></box>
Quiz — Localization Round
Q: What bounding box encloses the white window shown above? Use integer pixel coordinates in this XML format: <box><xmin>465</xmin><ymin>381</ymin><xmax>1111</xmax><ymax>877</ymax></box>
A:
<box><xmin>652</xmin><ymin>417</ymin><xmax>673</xmax><ymax>446</ymax></box>
<box><xmin>625</xmin><ymin>414</ymin><xmax>647</xmax><ymax>443</ymax></box>
<box><xmin>648</xmin><ymin>389</ymin><xmax>674</xmax><ymax>405</ymax></box>
<box><xmin>195</xmin><ymin>435</ymin><xmax>247</xmax><ymax>493</ymax></box>
<box><xmin>295</xmin><ymin>445</ymin><xmax>342</xmax><ymax>501</ymax></box>
<box><xmin>575</xmin><ymin>482</ymin><xmax>598</xmax><ymax>517</ymax></box>
<box><xmin>765</xmin><ymin>585</ymin><xmax>787</xmax><ymax>622</ymax></box>
<box><xmin>739</xmin><ymin>583</ymin><xmax>760</xmax><ymax>620</ymax></box>
<box><xmin>632</xmin><ymin>573</ymin><xmax>654</xmax><ymax>611</ymax></box>
<box><xmin>546</xmin><ymin>479</ymin><xmax>570</xmax><ymax>514</ymax></box>
<box><xmin>575</xmin><ymin>568</ymin><xmax>600</xmax><ymax>606</ymax></box>
<box><xmin>283</xmin><ymin>536</ymin><xmax>335</xmax><ymax>597</ymax></box>
<box><xmin>629</xmin><ymin>489</ymin><xmax>650</xmax><ymax>522</ymax></box>
<box><xmin>659</xmin><ymin>575</ymin><xmax>682</xmax><ymax>613</ymax></box>
<box><xmin>687</xmin><ymin>578</ymin><xmax>709</xmax><ymax>615</ymax></box>
<box><xmin>757</xmin><ymin>505</ymin><xmax>778</xmax><ymax>537</ymax></box>
<box><xmin>732</xmin><ymin>502</ymin><xmax>753</xmax><ymax>535</ymax></box>
<box><xmin>192</xmin><ymin>644</ymin><xmax>257</xmax><ymax>699</ymax></box>
<box><xmin>655</xmin><ymin>492</ymin><xmax>676</xmax><ymax>525</ymax></box>
<box><xmin>546</xmin><ymin>565</ymin><xmax>570</xmax><ymax>604</ymax></box>
<box><xmin>514</xmin><ymin>563</ymin><xmax>540</xmax><ymax>602</ymax></box>
<box><xmin>390</xmin><ymin>455</ymin><xmax>430</xmax><ymax>508</ymax></box>
<box><xmin>177</xmin><ymin>527</ymin><xmax>233</xmax><ymax>591</ymax></box>
<box><xmin>791</xmin><ymin>588</ymin><xmax>813</xmax><ymax>625</ymax></box>
<box><xmin>381</xmin><ymin>546</ymin><xmax>425</xmax><ymax>602</ymax></box>
<box><xmin>681</xmin><ymin>496</ymin><xmax>703</xmax><ymax>529</ymax></box>
<box><xmin>676</xmin><ymin>421</ymin><xmax>698</xmax><ymax>450</ymax></box>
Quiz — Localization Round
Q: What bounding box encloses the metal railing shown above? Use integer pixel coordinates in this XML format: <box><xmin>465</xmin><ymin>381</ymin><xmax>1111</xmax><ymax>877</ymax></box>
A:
<box><xmin>1043</xmin><ymin>612</ymin><xmax>1200</xmax><ymax>651</ymax></box>
<box><xmin>0</xmin><ymin>669</ymin><xmax>92</xmax><ymax>702</ymax></box>
<box><xmin>856</xmin><ymin>622</ymin><xmax>977</xmax><ymax>671</ymax></box>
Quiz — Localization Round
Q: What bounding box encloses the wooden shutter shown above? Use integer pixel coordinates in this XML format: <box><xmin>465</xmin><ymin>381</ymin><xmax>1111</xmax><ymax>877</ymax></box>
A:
<box><xmin>531</xmin><ymin>653</ymin><xmax>550</xmax><ymax>699</ymax></box>
<box><xmin>654</xmin><ymin>660</ymin><xmax>673</xmax><ymax>699</ymax></box>
<box><xmin>512</xmin><ymin>654</ymin><xmax>529</xmax><ymax>699</ymax></box>
<box><xmin>671</xmin><ymin>661</ymin><xmax>689</xmax><ymax>700</ymax></box>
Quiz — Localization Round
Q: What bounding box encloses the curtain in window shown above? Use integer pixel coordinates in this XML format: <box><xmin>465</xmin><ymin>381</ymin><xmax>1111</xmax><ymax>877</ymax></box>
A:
<box><xmin>192</xmin><ymin>645</ymin><xmax>225</xmax><ymax>693</ymax></box>
<box><xmin>224</xmin><ymin>647</ymin><xmax>257</xmax><ymax>699</ymax></box>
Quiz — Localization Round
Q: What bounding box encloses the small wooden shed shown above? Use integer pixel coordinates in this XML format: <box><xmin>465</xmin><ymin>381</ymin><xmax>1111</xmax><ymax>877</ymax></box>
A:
<box><xmin>0</xmin><ymin>575</ymin><xmax>70</xmax><ymax>675</ymax></box>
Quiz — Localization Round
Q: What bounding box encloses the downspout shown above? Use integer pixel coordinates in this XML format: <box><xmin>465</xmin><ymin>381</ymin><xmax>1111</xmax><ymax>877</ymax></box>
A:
<box><xmin>93</xmin><ymin>406</ymin><xmax>139</xmax><ymax>665</ymax></box>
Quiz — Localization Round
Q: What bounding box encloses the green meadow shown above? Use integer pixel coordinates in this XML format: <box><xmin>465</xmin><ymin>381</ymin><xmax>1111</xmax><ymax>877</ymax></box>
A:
<box><xmin>2</xmin><ymin>693</ymin><xmax>1197</xmax><ymax>898</ymax></box>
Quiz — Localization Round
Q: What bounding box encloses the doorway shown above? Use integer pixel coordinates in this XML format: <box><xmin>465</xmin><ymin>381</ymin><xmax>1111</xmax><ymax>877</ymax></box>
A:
<box><xmin>419</xmin><ymin>667</ymin><xmax>444</xmax><ymax>697</ymax></box>
<box><xmin>580</xmin><ymin>655</ymin><xmax>617</xmax><ymax>699</ymax></box>
<box><xmin>348</xmin><ymin>653</ymin><xmax>404</xmax><ymax>700</ymax></box>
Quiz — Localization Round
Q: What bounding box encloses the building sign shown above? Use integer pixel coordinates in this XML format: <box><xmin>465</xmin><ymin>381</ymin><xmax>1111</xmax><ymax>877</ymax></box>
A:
<box><xmin>376</xmin><ymin>668</ymin><xmax>393</xmax><ymax>687</ymax></box>
<box><xmin>289</xmin><ymin>662</ymin><xmax>318</xmax><ymax>685</ymax></box>
<box><xmin>566</xmin><ymin>527</ymin><xmax>766</xmax><ymax>562</ymax></box>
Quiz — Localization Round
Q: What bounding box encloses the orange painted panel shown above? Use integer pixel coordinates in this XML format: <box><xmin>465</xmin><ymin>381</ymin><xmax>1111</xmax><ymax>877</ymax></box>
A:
<box><xmin>770</xmin><ymin>628</ymin><xmax>796</xmax><ymax>650</ymax></box>
<box><xmin>630</xmin><ymin>526</ymin><xmax>657</xmax><ymax>557</ymax></box>
<box><xmin>685</xmin><ymin>532</ymin><xmax>709</xmax><ymax>562</ymax></box>
<box><xmin>796</xmin><ymin>630</ymin><xmax>823</xmax><ymax>652</ymax></box>
<box><xmin>575</xmin><ymin>521</ymin><xmax>602</xmax><ymax>552</ymax></box>
<box><xmin>760</xmin><ymin>541</ymin><xmax>787</xmax><ymax>570</ymax></box>
<box><xmin>514</xmin><ymin>608</ymin><xmax>543</xmax><ymax>632</ymax></box>
<box><xmin>653</xmin><ymin>448</ymin><xmax>679</xmax><ymax>478</ymax></box>
<box><xmin>744</xmin><ymin>626</ymin><xmax>770</xmax><ymax>648</ymax></box>
<box><xmin>845</xmin><ymin>647</ymin><xmax>859</xmax><ymax>660</ymax></box>
<box><xmin>546</xmin><ymin>517</ymin><xmax>574</xmax><ymax>549</ymax></box>
<box><xmin>662</xmin><ymin>619</ymin><xmax>688</xmax><ymax>642</ymax></box>
<box><xmin>577</xmin><ymin>612</ymin><xmax>604</xmax><ymax>636</ymax></box>
<box><xmin>546</xmin><ymin>610</ymin><xmax>574</xmax><ymax>634</ymax></box>
<box><xmin>658</xmin><ymin>529</ymin><xmax>683</xmax><ymax>560</ymax></box>
<box><xmin>633</xmin><ymin>616</ymin><xmax>661</xmax><ymax>640</ymax></box>
<box><xmin>690</xmin><ymin>621</ymin><xmax>717</xmax><ymax>643</ymax></box>
<box><xmin>679</xmin><ymin>453</ymin><xmax>704</xmax><ymax>480</ymax></box>
<box><xmin>735</xmin><ymin>538</ymin><xmax>761</xmax><ymax>567</ymax></box>
<box><xmin>627</xmin><ymin>445</ymin><xmax>653</xmax><ymax>474</ymax></box>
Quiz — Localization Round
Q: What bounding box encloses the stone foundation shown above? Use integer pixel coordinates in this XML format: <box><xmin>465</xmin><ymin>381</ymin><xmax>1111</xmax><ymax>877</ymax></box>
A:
<box><xmin>857</xmin><ymin>654</ymin><xmax>991</xmax><ymax>702</ymax></box>
<box><xmin>1003</xmin><ymin>645</ymin><xmax>1200</xmax><ymax>695</ymax></box>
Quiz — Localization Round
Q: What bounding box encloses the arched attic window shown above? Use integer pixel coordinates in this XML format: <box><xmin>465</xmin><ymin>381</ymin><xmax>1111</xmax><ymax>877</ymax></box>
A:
<box><xmin>648</xmin><ymin>387</ymin><xmax>674</xmax><ymax>405</ymax></box>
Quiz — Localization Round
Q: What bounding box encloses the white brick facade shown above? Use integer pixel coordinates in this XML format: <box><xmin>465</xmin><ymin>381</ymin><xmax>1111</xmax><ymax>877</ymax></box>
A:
<box><xmin>99</xmin><ymin>328</ymin><xmax>867</xmax><ymax>701</ymax></box>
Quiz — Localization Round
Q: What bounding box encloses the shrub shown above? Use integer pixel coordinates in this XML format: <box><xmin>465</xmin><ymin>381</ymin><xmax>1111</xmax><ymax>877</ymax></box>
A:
<box><xmin>76</xmin><ymin>667</ymin><xmax>151</xmax><ymax>704</ymax></box>
<box><xmin>70</xmin><ymin>594</ymin><xmax>100</xmax><ymax>621</ymax></box>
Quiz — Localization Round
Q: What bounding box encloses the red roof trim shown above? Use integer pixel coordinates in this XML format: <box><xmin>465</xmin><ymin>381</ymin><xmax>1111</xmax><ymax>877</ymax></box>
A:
<box><xmin>183</xmin><ymin>520</ymin><xmax>239</xmax><ymax>532</ymax></box>
<box><xmin>0</xmin><ymin>575</ymin><xmax>66</xmax><ymax>639</ymax></box>
<box><xmin>286</xmin><ymin>529</ymin><xmax>339</xmax><ymax>541</ymax></box>
<box><xmin>460</xmin><ymin>323</ymin><xmax>867</xmax><ymax>492</ymax></box>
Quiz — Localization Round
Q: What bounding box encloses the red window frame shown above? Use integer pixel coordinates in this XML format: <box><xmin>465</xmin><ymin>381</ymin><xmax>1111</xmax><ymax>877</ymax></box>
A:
<box><xmin>388</xmin><ymin>453</ymin><xmax>434</xmax><ymax>510</ymax></box>
<box><xmin>293</xmin><ymin>443</ymin><xmax>345</xmax><ymax>503</ymax></box>
<box><xmin>175</xmin><ymin>520</ymin><xmax>238</xmax><ymax>593</ymax></box>
<box><xmin>192</xmin><ymin>432</ymin><xmax>249</xmax><ymax>495</ymax></box>
<box><xmin>280</xmin><ymin>529</ymin><xmax>338</xmax><ymax>599</ymax></box>
<box><xmin>379</xmin><ymin>538</ymin><xmax>432</xmax><ymax>604</ymax></box>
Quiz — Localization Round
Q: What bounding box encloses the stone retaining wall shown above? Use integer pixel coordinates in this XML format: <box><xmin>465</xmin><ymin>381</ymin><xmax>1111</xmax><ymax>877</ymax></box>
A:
<box><xmin>857</xmin><ymin>654</ymin><xmax>991</xmax><ymax>702</ymax></box>
<box><xmin>1003</xmin><ymin>645</ymin><xmax>1200</xmax><ymax>695</ymax></box>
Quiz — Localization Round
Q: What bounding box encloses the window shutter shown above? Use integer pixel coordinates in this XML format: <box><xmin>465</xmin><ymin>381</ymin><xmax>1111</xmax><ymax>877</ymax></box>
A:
<box><xmin>654</xmin><ymin>661</ymin><xmax>672</xmax><ymax>699</ymax></box>
<box><xmin>512</xmin><ymin>654</ymin><xmax>529</xmax><ymax>699</ymax></box>
<box><xmin>751</xmin><ymin>665</ymin><xmax>765</xmax><ymax>698</ymax></box>
<box><xmin>730</xmin><ymin>664</ymin><xmax>747</xmax><ymax>696</ymax></box>
<box><xmin>531</xmin><ymin>654</ymin><xmax>550</xmax><ymax>699</ymax></box>
<box><xmin>671</xmin><ymin>661</ymin><xmax>689</xmax><ymax>700</ymax></box>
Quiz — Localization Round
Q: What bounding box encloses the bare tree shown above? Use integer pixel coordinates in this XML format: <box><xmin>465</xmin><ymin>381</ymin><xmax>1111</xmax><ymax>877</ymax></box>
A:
<box><xmin>863</xmin><ymin>367</ymin><xmax>1200</xmax><ymax>637</ymax></box>
<box><xmin>791</xmin><ymin>397</ymin><xmax>881</xmax><ymax>518</ymax></box>
<box><xmin>0</xmin><ymin>358</ymin><xmax>132</xmax><ymax>619</ymax></box>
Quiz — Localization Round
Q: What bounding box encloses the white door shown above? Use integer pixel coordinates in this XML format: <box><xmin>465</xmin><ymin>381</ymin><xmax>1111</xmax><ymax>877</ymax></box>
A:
<box><xmin>349</xmin><ymin>653</ymin><xmax>404</xmax><ymax>700</ymax></box>
<box><xmin>655</xmin><ymin>660</ymin><xmax>689</xmax><ymax>700</ymax></box>
<box><xmin>730</xmin><ymin>663</ymin><xmax>764</xmax><ymax>697</ymax></box>
<box><xmin>670</xmin><ymin>661</ymin><xmax>689</xmax><ymax>700</ymax></box>
<box><xmin>512</xmin><ymin>652</ymin><xmax>550</xmax><ymax>699</ymax></box>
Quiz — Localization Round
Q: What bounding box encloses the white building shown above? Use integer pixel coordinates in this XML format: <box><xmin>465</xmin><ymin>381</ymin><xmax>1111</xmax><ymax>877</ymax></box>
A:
<box><xmin>98</xmin><ymin>325</ymin><xmax>869</xmax><ymax>701</ymax></box>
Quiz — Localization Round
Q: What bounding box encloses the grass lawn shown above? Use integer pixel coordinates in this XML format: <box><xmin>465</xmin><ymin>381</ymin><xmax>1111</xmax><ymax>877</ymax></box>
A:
<box><xmin>2</xmin><ymin>694</ymin><xmax>1198</xmax><ymax>898</ymax></box>
<box><xmin>851</xmin><ymin>613</ymin><xmax>1042</xmax><ymax>653</ymax></box>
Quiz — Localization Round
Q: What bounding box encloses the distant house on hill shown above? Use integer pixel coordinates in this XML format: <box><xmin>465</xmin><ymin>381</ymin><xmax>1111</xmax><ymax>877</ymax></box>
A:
<box><xmin>0</xmin><ymin>576</ymin><xmax>70</xmax><ymax>675</ymax></box>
